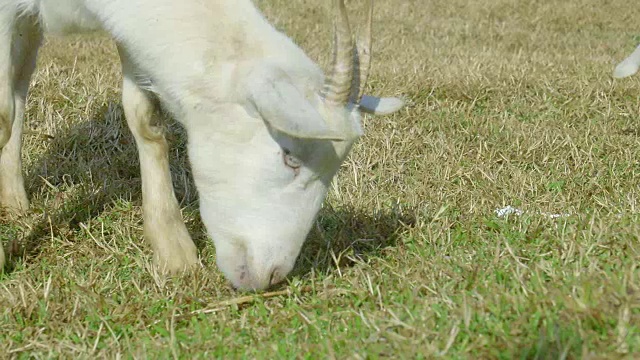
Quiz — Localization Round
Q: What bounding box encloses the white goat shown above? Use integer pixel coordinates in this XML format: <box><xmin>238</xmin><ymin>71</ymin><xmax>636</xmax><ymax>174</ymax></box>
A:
<box><xmin>614</xmin><ymin>44</ymin><xmax>640</xmax><ymax>78</ymax></box>
<box><xmin>0</xmin><ymin>0</ymin><xmax>404</xmax><ymax>290</ymax></box>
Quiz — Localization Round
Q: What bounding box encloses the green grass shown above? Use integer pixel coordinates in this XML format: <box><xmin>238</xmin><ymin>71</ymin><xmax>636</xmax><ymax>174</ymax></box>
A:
<box><xmin>1</xmin><ymin>0</ymin><xmax>640</xmax><ymax>358</ymax></box>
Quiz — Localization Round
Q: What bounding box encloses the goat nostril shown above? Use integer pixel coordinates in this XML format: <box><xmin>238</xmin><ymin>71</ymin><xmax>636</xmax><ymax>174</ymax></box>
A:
<box><xmin>269</xmin><ymin>267</ymin><xmax>282</xmax><ymax>286</ymax></box>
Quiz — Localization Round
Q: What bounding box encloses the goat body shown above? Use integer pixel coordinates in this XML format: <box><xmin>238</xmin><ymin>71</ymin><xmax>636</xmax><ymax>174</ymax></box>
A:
<box><xmin>0</xmin><ymin>0</ymin><xmax>404</xmax><ymax>290</ymax></box>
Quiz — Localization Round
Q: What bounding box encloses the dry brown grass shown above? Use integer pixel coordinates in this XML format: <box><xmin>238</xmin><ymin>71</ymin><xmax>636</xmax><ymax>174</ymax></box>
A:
<box><xmin>1</xmin><ymin>0</ymin><xmax>640</xmax><ymax>358</ymax></box>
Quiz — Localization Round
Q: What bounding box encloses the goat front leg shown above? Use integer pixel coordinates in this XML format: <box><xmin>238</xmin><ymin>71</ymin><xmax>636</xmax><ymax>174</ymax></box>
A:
<box><xmin>0</xmin><ymin>16</ymin><xmax>40</xmax><ymax>215</ymax></box>
<box><xmin>118</xmin><ymin>46</ymin><xmax>199</xmax><ymax>273</ymax></box>
<box><xmin>0</xmin><ymin>11</ymin><xmax>12</xmax><ymax>270</ymax></box>
<box><xmin>0</xmin><ymin>12</ymin><xmax>41</xmax><ymax>269</ymax></box>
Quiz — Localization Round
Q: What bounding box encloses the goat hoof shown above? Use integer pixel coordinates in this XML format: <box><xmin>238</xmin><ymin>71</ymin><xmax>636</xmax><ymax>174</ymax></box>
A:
<box><xmin>152</xmin><ymin>237</ymin><xmax>200</xmax><ymax>275</ymax></box>
<box><xmin>0</xmin><ymin>189</ymin><xmax>29</xmax><ymax>215</ymax></box>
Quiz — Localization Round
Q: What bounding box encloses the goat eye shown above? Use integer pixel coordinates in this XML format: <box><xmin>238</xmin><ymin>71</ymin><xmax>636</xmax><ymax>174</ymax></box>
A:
<box><xmin>282</xmin><ymin>148</ymin><xmax>302</xmax><ymax>169</ymax></box>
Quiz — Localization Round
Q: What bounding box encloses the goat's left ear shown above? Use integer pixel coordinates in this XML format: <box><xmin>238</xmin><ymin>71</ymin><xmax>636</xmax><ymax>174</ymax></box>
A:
<box><xmin>248</xmin><ymin>76</ymin><xmax>347</xmax><ymax>141</ymax></box>
<box><xmin>359</xmin><ymin>95</ymin><xmax>405</xmax><ymax>115</ymax></box>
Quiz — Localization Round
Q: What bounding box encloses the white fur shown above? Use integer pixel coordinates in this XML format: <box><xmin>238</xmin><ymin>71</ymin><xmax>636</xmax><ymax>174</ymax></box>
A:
<box><xmin>0</xmin><ymin>0</ymin><xmax>404</xmax><ymax>290</ymax></box>
<box><xmin>614</xmin><ymin>44</ymin><xmax>640</xmax><ymax>79</ymax></box>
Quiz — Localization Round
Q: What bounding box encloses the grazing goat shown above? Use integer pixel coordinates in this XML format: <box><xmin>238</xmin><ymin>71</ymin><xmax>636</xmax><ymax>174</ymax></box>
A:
<box><xmin>0</xmin><ymin>0</ymin><xmax>404</xmax><ymax>290</ymax></box>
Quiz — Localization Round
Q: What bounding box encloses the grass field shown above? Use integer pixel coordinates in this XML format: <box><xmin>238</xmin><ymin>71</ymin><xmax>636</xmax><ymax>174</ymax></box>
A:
<box><xmin>1</xmin><ymin>0</ymin><xmax>640</xmax><ymax>358</ymax></box>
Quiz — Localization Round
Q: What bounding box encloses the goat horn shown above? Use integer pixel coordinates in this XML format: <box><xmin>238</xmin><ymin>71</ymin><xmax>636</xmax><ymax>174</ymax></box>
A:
<box><xmin>355</xmin><ymin>0</ymin><xmax>373</xmax><ymax>104</ymax></box>
<box><xmin>322</xmin><ymin>0</ymin><xmax>354</xmax><ymax>106</ymax></box>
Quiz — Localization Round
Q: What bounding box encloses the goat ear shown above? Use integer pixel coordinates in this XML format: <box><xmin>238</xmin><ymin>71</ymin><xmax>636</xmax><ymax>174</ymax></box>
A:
<box><xmin>248</xmin><ymin>77</ymin><xmax>347</xmax><ymax>141</ymax></box>
<box><xmin>359</xmin><ymin>95</ymin><xmax>405</xmax><ymax>115</ymax></box>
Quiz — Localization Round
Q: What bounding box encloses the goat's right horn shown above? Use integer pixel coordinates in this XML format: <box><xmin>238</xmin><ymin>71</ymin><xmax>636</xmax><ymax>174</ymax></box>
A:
<box><xmin>355</xmin><ymin>0</ymin><xmax>373</xmax><ymax>104</ymax></box>
<box><xmin>322</xmin><ymin>0</ymin><xmax>355</xmax><ymax>106</ymax></box>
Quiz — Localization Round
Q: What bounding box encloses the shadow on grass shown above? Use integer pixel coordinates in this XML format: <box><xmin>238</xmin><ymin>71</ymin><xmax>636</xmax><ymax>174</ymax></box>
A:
<box><xmin>3</xmin><ymin>102</ymin><xmax>202</xmax><ymax>272</ymax></box>
<box><xmin>4</xmin><ymin>101</ymin><xmax>416</xmax><ymax>282</ymax></box>
<box><xmin>517</xmin><ymin>323</ymin><xmax>582</xmax><ymax>360</ymax></box>
<box><xmin>292</xmin><ymin>204</ymin><xmax>417</xmax><ymax>279</ymax></box>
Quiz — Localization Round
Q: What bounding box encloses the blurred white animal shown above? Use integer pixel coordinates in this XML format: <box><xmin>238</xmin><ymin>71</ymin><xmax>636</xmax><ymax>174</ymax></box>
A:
<box><xmin>614</xmin><ymin>43</ymin><xmax>640</xmax><ymax>78</ymax></box>
<box><xmin>0</xmin><ymin>0</ymin><xmax>404</xmax><ymax>290</ymax></box>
